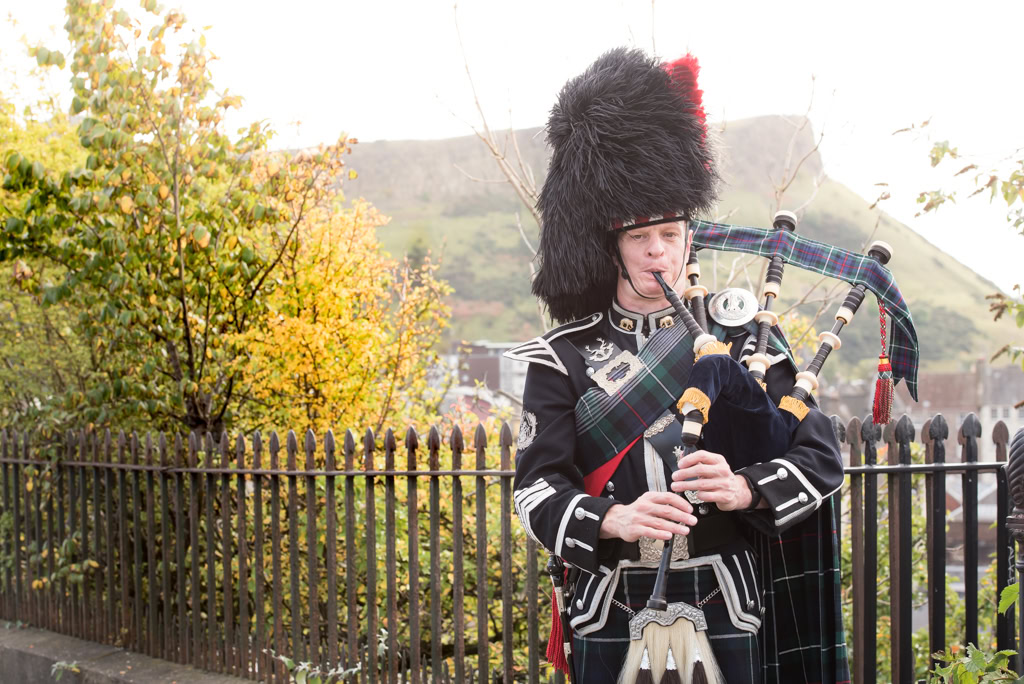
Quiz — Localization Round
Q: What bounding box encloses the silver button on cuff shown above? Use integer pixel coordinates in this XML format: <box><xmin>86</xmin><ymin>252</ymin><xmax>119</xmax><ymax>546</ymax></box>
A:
<box><xmin>777</xmin><ymin>467</ymin><xmax>788</xmax><ymax>480</ymax></box>
<box><xmin>574</xmin><ymin>508</ymin><xmax>586</xmax><ymax>520</ymax></box>
<box><xmin>798</xmin><ymin>492</ymin><xmax>809</xmax><ymax>504</ymax></box>
<box><xmin>577</xmin><ymin>599</ymin><xmax>585</xmax><ymax>610</ymax></box>
<box><xmin>746</xmin><ymin>599</ymin><xmax>756</xmax><ymax>611</ymax></box>
<box><xmin>564</xmin><ymin>538</ymin><xmax>576</xmax><ymax>549</ymax></box>
<box><xmin>606</xmin><ymin>481</ymin><xmax>615</xmax><ymax>492</ymax></box>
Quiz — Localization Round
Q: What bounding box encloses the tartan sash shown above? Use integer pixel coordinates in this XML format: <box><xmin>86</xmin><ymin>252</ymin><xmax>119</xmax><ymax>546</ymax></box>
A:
<box><xmin>690</xmin><ymin>219</ymin><xmax>919</xmax><ymax>401</ymax></box>
<box><xmin>573</xmin><ymin>323</ymin><xmax>694</xmax><ymax>478</ymax></box>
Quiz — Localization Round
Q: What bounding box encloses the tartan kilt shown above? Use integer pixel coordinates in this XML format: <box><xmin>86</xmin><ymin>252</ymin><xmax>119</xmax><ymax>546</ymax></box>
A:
<box><xmin>572</xmin><ymin>552</ymin><xmax>762</xmax><ymax>684</ymax></box>
<box><xmin>756</xmin><ymin>499</ymin><xmax>850</xmax><ymax>684</ymax></box>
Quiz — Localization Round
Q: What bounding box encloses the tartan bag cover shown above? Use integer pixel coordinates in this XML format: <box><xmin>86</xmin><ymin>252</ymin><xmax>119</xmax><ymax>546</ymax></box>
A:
<box><xmin>690</xmin><ymin>219</ymin><xmax>920</xmax><ymax>401</ymax></box>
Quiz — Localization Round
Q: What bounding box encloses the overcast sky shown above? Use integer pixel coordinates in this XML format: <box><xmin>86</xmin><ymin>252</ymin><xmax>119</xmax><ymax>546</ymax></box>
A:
<box><xmin>3</xmin><ymin>0</ymin><xmax>1022</xmax><ymax>292</ymax></box>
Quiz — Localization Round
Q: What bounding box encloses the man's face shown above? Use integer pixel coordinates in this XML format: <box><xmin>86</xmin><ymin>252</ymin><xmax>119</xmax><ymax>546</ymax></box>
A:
<box><xmin>615</xmin><ymin>221</ymin><xmax>688</xmax><ymax>299</ymax></box>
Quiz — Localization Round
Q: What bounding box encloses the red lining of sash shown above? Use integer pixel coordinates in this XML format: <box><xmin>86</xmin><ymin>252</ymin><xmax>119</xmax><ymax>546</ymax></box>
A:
<box><xmin>583</xmin><ymin>435</ymin><xmax>641</xmax><ymax>497</ymax></box>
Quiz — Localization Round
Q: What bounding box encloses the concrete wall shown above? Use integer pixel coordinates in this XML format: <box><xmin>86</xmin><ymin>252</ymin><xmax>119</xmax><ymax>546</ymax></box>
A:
<box><xmin>0</xmin><ymin>625</ymin><xmax>248</xmax><ymax>684</ymax></box>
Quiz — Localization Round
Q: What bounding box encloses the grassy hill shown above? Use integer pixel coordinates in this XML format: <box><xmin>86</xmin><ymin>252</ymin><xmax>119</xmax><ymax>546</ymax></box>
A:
<box><xmin>345</xmin><ymin>115</ymin><xmax>1021</xmax><ymax>375</ymax></box>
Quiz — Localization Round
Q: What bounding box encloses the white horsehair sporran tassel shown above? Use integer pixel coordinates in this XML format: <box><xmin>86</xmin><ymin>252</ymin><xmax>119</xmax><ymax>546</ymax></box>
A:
<box><xmin>617</xmin><ymin>587</ymin><xmax>724</xmax><ymax>684</ymax></box>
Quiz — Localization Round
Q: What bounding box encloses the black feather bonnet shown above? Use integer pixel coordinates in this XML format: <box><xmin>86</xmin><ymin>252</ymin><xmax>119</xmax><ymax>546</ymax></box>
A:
<box><xmin>532</xmin><ymin>47</ymin><xmax>719</xmax><ymax>322</ymax></box>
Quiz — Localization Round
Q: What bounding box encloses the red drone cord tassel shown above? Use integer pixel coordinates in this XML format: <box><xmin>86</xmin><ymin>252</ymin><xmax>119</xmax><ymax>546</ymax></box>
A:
<box><xmin>546</xmin><ymin>590</ymin><xmax>570</xmax><ymax>675</ymax></box>
<box><xmin>872</xmin><ymin>302</ymin><xmax>894</xmax><ymax>425</ymax></box>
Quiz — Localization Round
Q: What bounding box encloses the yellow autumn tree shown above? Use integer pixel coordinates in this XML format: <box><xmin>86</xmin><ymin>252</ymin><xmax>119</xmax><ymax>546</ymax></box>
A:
<box><xmin>235</xmin><ymin>196</ymin><xmax>451</xmax><ymax>436</ymax></box>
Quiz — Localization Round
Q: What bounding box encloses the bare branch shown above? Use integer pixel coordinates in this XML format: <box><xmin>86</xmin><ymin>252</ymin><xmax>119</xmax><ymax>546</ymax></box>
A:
<box><xmin>514</xmin><ymin>211</ymin><xmax>537</xmax><ymax>256</ymax></box>
<box><xmin>452</xmin><ymin>164</ymin><xmax>509</xmax><ymax>184</ymax></box>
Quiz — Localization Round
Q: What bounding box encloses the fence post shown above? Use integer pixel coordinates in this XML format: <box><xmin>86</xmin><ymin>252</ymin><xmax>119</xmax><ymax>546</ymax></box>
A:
<box><xmin>343</xmin><ymin>429</ymin><xmax>357</xmax><ymax>677</ymax></box>
<box><xmin>427</xmin><ymin>426</ymin><xmax>442</xmax><ymax>684</ymax></box>
<box><xmin>925</xmin><ymin>415</ymin><xmax>948</xmax><ymax>669</ymax></box>
<box><xmin>304</xmin><ymin>429</ymin><xmax>319</xmax><ymax>673</ymax></box>
<box><xmin>886</xmin><ymin>415</ymin><xmax>914</xmax><ymax>684</ymax></box>
<box><xmin>959</xmin><ymin>413</ymin><xmax>982</xmax><ymax>648</ymax></box>
<box><xmin>450</xmin><ymin>425</ymin><xmax>466</xmax><ymax>684</ymax></box>
<box><xmin>384</xmin><ymin>427</ymin><xmax>399</xmax><ymax>684</ymax></box>
<box><xmin>499</xmin><ymin>422</ymin><xmax>514</xmax><ymax>684</ymax></box>
<box><xmin>861</xmin><ymin>416</ymin><xmax>881</xmax><ymax>684</ymax></box>
<box><xmin>364</xmin><ymin>428</ymin><xmax>378</xmax><ymax>684</ymax></box>
<box><xmin>324</xmin><ymin>430</ymin><xmax>339</xmax><ymax>676</ymax></box>
<box><xmin>405</xmin><ymin>427</ymin><xmax>421</xmax><ymax>684</ymax></box>
<box><xmin>474</xmin><ymin>423</ymin><xmax>489</xmax><ymax>684</ymax></box>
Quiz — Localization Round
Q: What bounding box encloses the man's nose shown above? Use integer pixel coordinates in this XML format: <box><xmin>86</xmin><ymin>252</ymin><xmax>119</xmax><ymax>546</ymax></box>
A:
<box><xmin>647</xmin><ymin>235</ymin><xmax>666</xmax><ymax>257</ymax></box>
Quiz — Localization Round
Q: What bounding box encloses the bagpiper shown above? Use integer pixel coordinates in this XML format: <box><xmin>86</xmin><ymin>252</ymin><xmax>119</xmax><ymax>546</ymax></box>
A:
<box><xmin>508</xmin><ymin>47</ymin><xmax>918</xmax><ymax>683</ymax></box>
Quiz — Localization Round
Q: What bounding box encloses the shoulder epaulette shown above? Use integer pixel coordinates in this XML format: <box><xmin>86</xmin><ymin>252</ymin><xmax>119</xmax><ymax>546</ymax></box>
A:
<box><xmin>502</xmin><ymin>312</ymin><xmax>603</xmax><ymax>376</ymax></box>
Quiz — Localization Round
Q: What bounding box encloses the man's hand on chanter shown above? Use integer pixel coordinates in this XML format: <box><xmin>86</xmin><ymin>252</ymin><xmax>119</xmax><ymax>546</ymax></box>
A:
<box><xmin>671</xmin><ymin>449</ymin><xmax>755</xmax><ymax>511</ymax></box>
<box><xmin>599</xmin><ymin>491</ymin><xmax>697</xmax><ymax>543</ymax></box>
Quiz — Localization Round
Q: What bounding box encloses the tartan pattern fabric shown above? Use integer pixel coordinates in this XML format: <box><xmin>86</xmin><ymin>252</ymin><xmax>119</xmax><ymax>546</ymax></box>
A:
<box><xmin>575</xmin><ymin>323</ymin><xmax>694</xmax><ymax>475</ymax></box>
<box><xmin>572</xmin><ymin>563</ymin><xmax>760</xmax><ymax>684</ymax></box>
<box><xmin>690</xmin><ymin>219</ymin><xmax>920</xmax><ymax>401</ymax></box>
<box><xmin>575</xmin><ymin>317</ymin><xmax>793</xmax><ymax>477</ymax></box>
<box><xmin>755</xmin><ymin>498</ymin><xmax>850</xmax><ymax>684</ymax></box>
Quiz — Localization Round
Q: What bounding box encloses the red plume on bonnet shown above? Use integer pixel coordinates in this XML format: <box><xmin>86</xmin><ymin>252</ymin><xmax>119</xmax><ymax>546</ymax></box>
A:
<box><xmin>663</xmin><ymin>54</ymin><xmax>708</xmax><ymax>141</ymax></box>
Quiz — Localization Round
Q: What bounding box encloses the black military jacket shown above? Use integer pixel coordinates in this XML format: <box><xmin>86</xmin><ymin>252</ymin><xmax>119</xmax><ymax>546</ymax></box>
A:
<box><xmin>507</xmin><ymin>298</ymin><xmax>844</xmax><ymax>634</ymax></box>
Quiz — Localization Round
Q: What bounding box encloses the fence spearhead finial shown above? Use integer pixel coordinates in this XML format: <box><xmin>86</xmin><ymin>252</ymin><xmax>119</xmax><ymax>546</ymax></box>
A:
<box><xmin>929</xmin><ymin>414</ymin><xmax>949</xmax><ymax>442</ymax></box>
<box><xmin>500</xmin><ymin>422</ymin><xmax>513</xmax><ymax>448</ymax></box>
<box><xmin>959</xmin><ymin>413</ymin><xmax>982</xmax><ymax>444</ymax></box>
<box><xmin>846</xmin><ymin>417</ymin><xmax>862</xmax><ymax>449</ymax></box>
<box><xmin>993</xmin><ymin>420</ymin><xmax>1010</xmax><ymax>447</ymax></box>
<box><xmin>384</xmin><ymin>428</ymin><xmax>397</xmax><ymax>453</ymax></box>
<box><xmin>304</xmin><ymin>429</ymin><xmax>316</xmax><ymax>455</ymax></box>
<box><xmin>427</xmin><ymin>426</ymin><xmax>440</xmax><ymax>451</ymax></box>
<box><xmin>860</xmin><ymin>415</ymin><xmax>880</xmax><ymax>445</ymax></box>
<box><xmin>830</xmin><ymin>415</ymin><xmax>846</xmax><ymax>444</ymax></box>
<box><xmin>450</xmin><ymin>425</ymin><xmax>464</xmax><ymax>452</ymax></box>
<box><xmin>404</xmin><ymin>426</ymin><xmax>418</xmax><ymax>452</ymax></box>
<box><xmin>895</xmin><ymin>415</ymin><xmax>915</xmax><ymax>444</ymax></box>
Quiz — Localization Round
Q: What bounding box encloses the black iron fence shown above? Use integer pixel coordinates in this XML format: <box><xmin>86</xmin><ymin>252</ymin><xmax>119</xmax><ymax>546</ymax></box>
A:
<box><xmin>0</xmin><ymin>413</ymin><xmax>1017</xmax><ymax>683</ymax></box>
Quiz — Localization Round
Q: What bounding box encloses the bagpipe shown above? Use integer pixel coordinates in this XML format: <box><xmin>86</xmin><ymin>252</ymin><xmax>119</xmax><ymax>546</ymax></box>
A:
<box><xmin>549</xmin><ymin>212</ymin><xmax>918</xmax><ymax>684</ymax></box>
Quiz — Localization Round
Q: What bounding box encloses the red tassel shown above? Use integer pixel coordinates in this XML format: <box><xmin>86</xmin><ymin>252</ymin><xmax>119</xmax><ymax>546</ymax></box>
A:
<box><xmin>546</xmin><ymin>589</ymin><xmax>570</xmax><ymax>675</ymax></box>
<box><xmin>873</xmin><ymin>355</ymin><xmax>894</xmax><ymax>425</ymax></box>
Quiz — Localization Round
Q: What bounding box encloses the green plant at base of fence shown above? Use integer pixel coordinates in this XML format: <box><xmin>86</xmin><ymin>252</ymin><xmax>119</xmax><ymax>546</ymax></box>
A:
<box><xmin>270</xmin><ymin>648</ymin><xmax>362</xmax><ymax>683</ymax></box>
<box><xmin>928</xmin><ymin>644</ymin><xmax>1022</xmax><ymax>684</ymax></box>
<box><xmin>50</xmin><ymin>660</ymin><xmax>80</xmax><ymax>681</ymax></box>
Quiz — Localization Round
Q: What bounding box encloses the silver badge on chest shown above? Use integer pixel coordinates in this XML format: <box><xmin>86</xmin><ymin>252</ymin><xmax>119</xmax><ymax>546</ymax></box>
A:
<box><xmin>708</xmin><ymin>287</ymin><xmax>759</xmax><ymax>327</ymax></box>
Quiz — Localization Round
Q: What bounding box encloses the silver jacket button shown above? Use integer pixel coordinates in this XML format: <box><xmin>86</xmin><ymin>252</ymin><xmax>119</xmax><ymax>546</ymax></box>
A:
<box><xmin>605</xmin><ymin>481</ymin><xmax>615</xmax><ymax>492</ymax></box>
<box><xmin>564</xmin><ymin>538</ymin><xmax>576</xmax><ymax>549</ymax></box>
<box><xmin>574</xmin><ymin>508</ymin><xmax>586</xmax><ymax>520</ymax></box>
<box><xmin>777</xmin><ymin>467</ymin><xmax>788</xmax><ymax>480</ymax></box>
<box><xmin>798</xmin><ymin>492</ymin><xmax>809</xmax><ymax>503</ymax></box>
<box><xmin>746</xmin><ymin>599</ymin><xmax>756</xmax><ymax>611</ymax></box>
<box><xmin>577</xmin><ymin>599</ymin><xmax>585</xmax><ymax>610</ymax></box>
